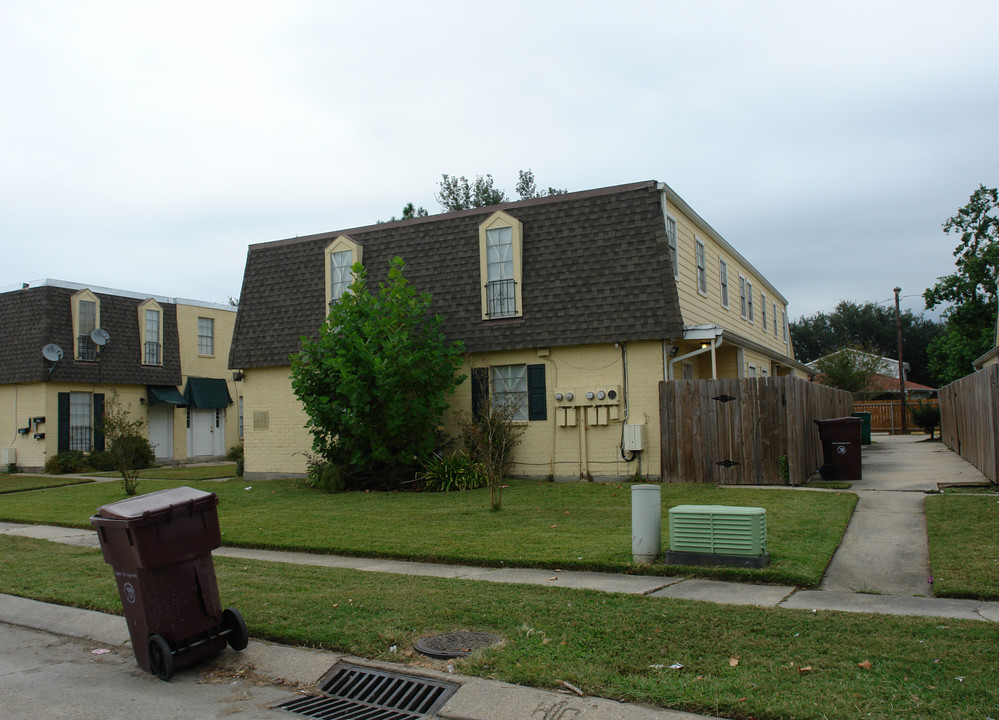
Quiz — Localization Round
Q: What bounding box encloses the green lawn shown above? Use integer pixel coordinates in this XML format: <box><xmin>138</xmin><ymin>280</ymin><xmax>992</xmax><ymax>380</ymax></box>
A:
<box><xmin>1</xmin><ymin>534</ymin><xmax>994</xmax><ymax>720</ymax></box>
<box><xmin>0</xmin><ymin>478</ymin><xmax>855</xmax><ymax>587</ymax></box>
<box><xmin>0</xmin><ymin>475</ymin><xmax>95</xmax><ymax>494</ymax></box>
<box><xmin>925</xmin><ymin>493</ymin><xmax>999</xmax><ymax>600</ymax></box>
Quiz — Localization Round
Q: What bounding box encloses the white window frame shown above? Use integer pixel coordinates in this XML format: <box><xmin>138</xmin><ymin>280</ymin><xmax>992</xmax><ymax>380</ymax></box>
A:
<box><xmin>695</xmin><ymin>238</ymin><xmax>707</xmax><ymax>296</ymax></box>
<box><xmin>138</xmin><ymin>298</ymin><xmax>163</xmax><ymax>366</ymax></box>
<box><xmin>747</xmin><ymin>281</ymin><xmax>755</xmax><ymax>323</ymax></box>
<box><xmin>71</xmin><ymin>289</ymin><xmax>101</xmax><ymax>361</ymax></box>
<box><xmin>666</xmin><ymin>214</ymin><xmax>679</xmax><ymax>280</ymax></box>
<box><xmin>69</xmin><ymin>391</ymin><xmax>93</xmax><ymax>451</ymax></box>
<box><xmin>719</xmin><ymin>259</ymin><xmax>729</xmax><ymax>308</ymax></box>
<box><xmin>739</xmin><ymin>275</ymin><xmax>747</xmax><ymax>319</ymax></box>
<box><xmin>773</xmin><ymin>302</ymin><xmax>779</xmax><ymax>339</ymax></box>
<box><xmin>324</xmin><ymin>235</ymin><xmax>364</xmax><ymax>310</ymax></box>
<box><xmin>761</xmin><ymin>292</ymin><xmax>768</xmax><ymax>332</ymax></box>
<box><xmin>491</xmin><ymin>364</ymin><xmax>528</xmax><ymax>421</ymax></box>
<box><xmin>782</xmin><ymin>309</ymin><xmax>788</xmax><ymax>343</ymax></box>
<box><xmin>197</xmin><ymin>316</ymin><xmax>214</xmax><ymax>356</ymax></box>
<box><xmin>479</xmin><ymin>211</ymin><xmax>523</xmax><ymax>320</ymax></box>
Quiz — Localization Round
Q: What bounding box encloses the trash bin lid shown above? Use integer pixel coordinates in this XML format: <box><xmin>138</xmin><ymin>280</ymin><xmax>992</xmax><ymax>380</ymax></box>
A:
<box><xmin>813</xmin><ymin>417</ymin><xmax>862</xmax><ymax>426</ymax></box>
<box><xmin>94</xmin><ymin>486</ymin><xmax>218</xmax><ymax>527</ymax></box>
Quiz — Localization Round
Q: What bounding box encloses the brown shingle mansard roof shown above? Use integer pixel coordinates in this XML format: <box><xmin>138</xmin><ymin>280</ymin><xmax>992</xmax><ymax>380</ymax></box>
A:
<box><xmin>0</xmin><ymin>283</ymin><xmax>182</xmax><ymax>385</ymax></box>
<box><xmin>229</xmin><ymin>181</ymin><xmax>685</xmax><ymax>370</ymax></box>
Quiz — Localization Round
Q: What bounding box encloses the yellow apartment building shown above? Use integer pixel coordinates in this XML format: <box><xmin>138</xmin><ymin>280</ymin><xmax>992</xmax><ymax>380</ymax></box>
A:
<box><xmin>229</xmin><ymin>181</ymin><xmax>812</xmax><ymax>481</ymax></box>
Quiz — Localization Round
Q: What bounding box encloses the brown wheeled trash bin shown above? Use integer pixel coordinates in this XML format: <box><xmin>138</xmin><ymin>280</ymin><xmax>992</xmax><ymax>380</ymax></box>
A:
<box><xmin>90</xmin><ymin>486</ymin><xmax>247</xmax><ymax>681</ymax></box>
<box><xmin>813</xmin><ymin>417</ymin><xmax>863</xmax><ymax>481</ymax></box>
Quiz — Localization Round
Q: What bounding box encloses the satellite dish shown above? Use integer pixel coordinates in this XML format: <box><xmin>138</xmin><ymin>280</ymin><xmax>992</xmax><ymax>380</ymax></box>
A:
<box><xmin>90</xmin><ymin>328</ymin><xmax>111</xmax><ymax>346</ymax></box>
<box><xmin>42</xmin><ymin>344</ymin><xmax>64</xmax><ymax>362</ymax></box>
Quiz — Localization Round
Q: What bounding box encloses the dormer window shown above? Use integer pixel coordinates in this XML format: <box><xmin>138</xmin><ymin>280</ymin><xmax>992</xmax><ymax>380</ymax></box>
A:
<box><xmin>71</xmin><ymin>289</ymin><xmax>100</xmax><ymax>361</ymax></box>
<box><xmin>324</xmin><ymin>235</ymin><xmax>363</xmax><ymax>310</ymax></box>
<box><xmin>479</xmin><ymin>211</ymin><xmax>523</xmax><ymax>320</ymax></box>
<box><xmin>138</xmin><ymin>298</ymin><xmax>163</xmax><ymax>366</ymax></box>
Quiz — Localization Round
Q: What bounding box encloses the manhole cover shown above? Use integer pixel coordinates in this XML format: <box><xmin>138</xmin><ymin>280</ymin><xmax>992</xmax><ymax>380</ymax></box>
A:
<box><xmin>414</xmin><ymin>631</ymin><xmax>501</xmax><ymax>659</ymax></box>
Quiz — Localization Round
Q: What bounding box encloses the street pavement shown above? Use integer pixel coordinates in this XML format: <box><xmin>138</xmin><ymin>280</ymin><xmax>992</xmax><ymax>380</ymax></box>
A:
<box><xmin>1</xmin><ymin>434</ymin><xmax>997</xmax><ymax>719</ymax></box>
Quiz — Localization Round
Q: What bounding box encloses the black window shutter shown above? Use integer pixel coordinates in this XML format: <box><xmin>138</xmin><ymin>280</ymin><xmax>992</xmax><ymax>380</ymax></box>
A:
<box><xmin>471</xmin><ymin>368</ymin><xmax>489</xmax><ymax>421</ymax></box>
<box><xmin>527</xmin><ymin>364</ymin><xmax>547</xmax><ymax>421</ymax></box>
<box><xmin>93</xmin><ymin>393</ymin><xmax>105</xmax><ymax>452</ymax></box>
<box><xmin>57</xmin><ymin>393</ymin><xmax>70</xmax><ymax>452</ymax></box>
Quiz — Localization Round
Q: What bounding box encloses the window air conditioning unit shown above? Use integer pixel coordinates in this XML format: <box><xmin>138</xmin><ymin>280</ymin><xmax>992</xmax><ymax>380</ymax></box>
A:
<box><xmin>665</xmin><ymin>505</ymin><xmax>769</xmax><ymax>568</ymax></box>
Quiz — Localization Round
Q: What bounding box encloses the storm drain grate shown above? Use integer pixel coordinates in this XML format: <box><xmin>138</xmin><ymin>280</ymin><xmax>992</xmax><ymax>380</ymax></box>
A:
<box><xmin>274</xmin><ymin>662</ymin><xmax>458</xmax><ymax>720</ymax></box>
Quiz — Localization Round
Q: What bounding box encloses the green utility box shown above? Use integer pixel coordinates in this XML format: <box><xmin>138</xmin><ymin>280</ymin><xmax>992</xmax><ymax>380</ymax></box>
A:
<box><xmin>851</xmin><ymin>411</ymin><xmax>872</xmax><ymax>445</ymax></box>
<box><xmin>665</xmin><ymin>505</ymin><xmax>769</xmax><ymax>568</ymax></box>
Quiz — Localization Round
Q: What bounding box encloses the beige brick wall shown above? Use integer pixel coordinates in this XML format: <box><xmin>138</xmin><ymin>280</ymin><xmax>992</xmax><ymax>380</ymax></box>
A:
<box><xmin>1</xmin><ymin>383</ymin><xmax>47</xmax><ymax>470</ymax></box>
<box><xmin>241</xmin><ymin>366</ymin><xmax>311</xmax><ymax>478</ymax></box>
<box><xmin>446</xmin><ymin>341</ymin><xmax>666</xmax><ymax>481</ymax></box>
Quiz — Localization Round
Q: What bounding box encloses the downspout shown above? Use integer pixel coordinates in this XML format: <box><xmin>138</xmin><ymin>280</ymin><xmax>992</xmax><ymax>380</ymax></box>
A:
<box><xmin>668</xmin><ymin>334</ymin><xmax>725</xmax><ymax>380</ymax></box>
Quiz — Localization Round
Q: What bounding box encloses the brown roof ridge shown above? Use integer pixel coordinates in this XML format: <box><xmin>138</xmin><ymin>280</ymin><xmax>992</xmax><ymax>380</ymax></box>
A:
<box><xmin>248</xmin><ymin>180</ymin><xmax>659</xmax><ymax>251</ymax></box>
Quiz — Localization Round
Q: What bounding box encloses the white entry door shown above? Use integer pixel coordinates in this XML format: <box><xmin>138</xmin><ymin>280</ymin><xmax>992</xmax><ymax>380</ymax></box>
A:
<box><xmin>147</xmin><ymin>405</ymin><xmax>174</xmax><ymax>460</ymax></box>
<box><xmin>189</xmin><ymin>409</ymin><xmax>225</xmax><ymax>457</ymax></box>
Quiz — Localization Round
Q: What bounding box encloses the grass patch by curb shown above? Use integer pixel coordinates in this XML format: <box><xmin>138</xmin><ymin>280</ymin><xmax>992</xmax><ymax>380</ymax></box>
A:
<box><xmin>0</xmin><ymin>534</ymin><xmax>995</xmax><ymax>720</ymax></box>
<box><xmin>925</xmin><ymin>494</ymin><xmax>999</xmax><ymax>600</ymax></box>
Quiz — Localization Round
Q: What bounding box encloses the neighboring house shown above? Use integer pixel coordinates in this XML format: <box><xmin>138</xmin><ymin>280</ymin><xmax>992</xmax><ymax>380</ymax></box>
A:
<box><xmin>866</xmin><ymin>373</ymin><xmax>936</xmax><ymax>400</ymax></box>
<box><xmin>0</xmin><ymin>279</ymin><xmax>241</xmax><ymax>471</ymax></box>
<box><xmin>806</xmin><ymin>349</ymin><xmax>935</xmax><ymax>399</ymax></box>
<box><xmin>229</xmin><ymin>180</ymin><xmax>812</xmax><ymax>481</ymax></box>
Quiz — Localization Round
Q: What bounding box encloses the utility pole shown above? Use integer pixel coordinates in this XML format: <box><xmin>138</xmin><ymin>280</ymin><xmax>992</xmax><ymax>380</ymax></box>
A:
<box><xmin>893</xmin><ymin>286</ymin><xmax>906</xmax><ymax>435</ymax></box>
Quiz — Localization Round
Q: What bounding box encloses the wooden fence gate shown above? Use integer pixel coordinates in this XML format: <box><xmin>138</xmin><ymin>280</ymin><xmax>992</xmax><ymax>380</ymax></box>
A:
<box><xmin>660</xmin><ymin>376</ymin><xmax>853</xmax><ymax>485</ymax></box>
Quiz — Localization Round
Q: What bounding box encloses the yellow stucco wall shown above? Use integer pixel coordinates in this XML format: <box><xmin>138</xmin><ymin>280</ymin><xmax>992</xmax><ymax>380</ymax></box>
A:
<box><xmin>450</xmin><ymin>342</ymin><xmax>666</xmax><ymax>480</ymax></box>
<box><xmin>1</xmin><ymin>383</ymin><xmax>146</xmax><ymax>471</ymax></box>
<box><xmin>1</xmin><ymin>383</ymin><xmax>47</xmax><ymax>470</ymax></box>
<box><xmin>241</xmin><ymin>366</ymin><xmax>312</xmax><ymax>478</ymax></box>
<box><xmin>175</xmin><ymin>302</ymin><xmax>241</xmax><ymax>458</ymax></box>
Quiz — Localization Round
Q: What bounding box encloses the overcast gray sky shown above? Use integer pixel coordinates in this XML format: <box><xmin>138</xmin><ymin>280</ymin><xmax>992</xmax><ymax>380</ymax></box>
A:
<box><xmin>2</xmin><ymin>1</ymin><xmax>997</xmax><ymax>321</ymax></box>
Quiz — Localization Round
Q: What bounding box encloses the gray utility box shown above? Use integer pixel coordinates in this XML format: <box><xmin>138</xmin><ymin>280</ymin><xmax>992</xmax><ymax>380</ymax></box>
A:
<box><xmin>665</xmin><ymin>505</ymin><xmax>769</xmax><ymax>568</ymax></box>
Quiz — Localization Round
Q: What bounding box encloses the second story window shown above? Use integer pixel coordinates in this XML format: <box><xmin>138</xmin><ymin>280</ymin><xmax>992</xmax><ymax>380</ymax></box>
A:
<box><xmin>739</xmin><ymin>276</ymin><xmax>747</xmax><ymax>319</ymax></box>
<box><xmin>71</xmin><ymin>288</ymin><xmax>100</xmax><ymax>361</ymax></box>
<box><xmin>747</xmin><ymin>281</ymin><xmax>755</xmax><ymax>323</ymax></box>
<box><xmin>198</xmin><ymin>317</ymin><xmax>214</xmax><ymax>356</ymax></box>
<box><xmin>479</xmin><ymin>211</ymin><xmax>523</xmax><ymax>320</ymax></box>
<box><xmin>324</xmin><ymin>235</ymin><xmax>363</xmax><ymax>311</ymax></box>
<box><xmin>719</xmin><ymin>259</ymin><xmax>729</xmax><ymax>308</ymax></box>
<box><xmin>762</xmin><ymin>292</ymin><xmax>768</xmax><ymax>332</ymax></box>
<box><xmin>486</xmin><ymin>227</ymin><xmax>515</xmax><ymax>317</ymax></box>
<box><xmin>695</xmin><ymin>238</ymin><xmax>707</xmax><ymax>296</ymax></box>
<box><xmin>138</xmin><ymin>298</ymin><xmax>164</xmax><ymax>366</ymax></box>
<box><xmin>144</xmin><ymin>309</ymin><xmax>161</xmax><ymax>364</ymax></box>
<box><xmin>78</xmin><ymin>299</ymin><xmax>97</xmax><ymax>361</ymax></box>
<box><xmin>666</xmin><ymin>215</ymin><xmax>678</xmax><ymax>280</ymax></box>
<box><xmin>330</xmin><ymin>250</ymin><xmax>352</xmax><ymax>303</ymax></box>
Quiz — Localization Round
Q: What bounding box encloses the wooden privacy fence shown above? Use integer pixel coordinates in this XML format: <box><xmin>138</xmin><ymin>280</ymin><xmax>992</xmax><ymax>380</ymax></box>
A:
<box><xmin>660</xmin><ymin>376</ymin><xmax>853</xmax><ymax>485</ymax></box>
<box><xmin>939</xmin><ymin>365</ymin><xmax>999</xmax><ymax>483</ymax></box>
<box><xmin>852</xmin><ymin>399</ymin><xmax>938</xmax><ymax>434</ymax></box>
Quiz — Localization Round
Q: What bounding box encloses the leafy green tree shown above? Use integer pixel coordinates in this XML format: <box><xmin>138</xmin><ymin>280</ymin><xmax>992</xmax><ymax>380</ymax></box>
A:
<box><xmin>789</xmin><ymin>300</ymin><xmax>943</xmax><ymax>386</ymax></box>
<box><xmin>812</xmin><ymin>347</ymin><xmax>886</xmax><ymax>398</ymax></box>
<box><xmin>381</xmin><ymin>202</ymin><xmax>429</xmax><ymax>223</ymax></box>
<box><xmin>924</xmin><ymin>185</ymin><xmax>999</xmax><ymax>384</ymax></box>
<box><xmin>99</xmin><ymin>390</ymin><xmax>153</xmax><ymax>496</ymax></box>
<box><xmin>435</xmin><ymin>170</ymin><xmax>566</xmax><ymax>212</ymax></box>
<box><xmin>290</xmin><ymin>257</ymin><xmax>466</xmax><ymax>488</ymax></box>
<box><xmin>514</xmin><ymin>169</ymin><xmax>566</xmax><ymax>201</ymax></box>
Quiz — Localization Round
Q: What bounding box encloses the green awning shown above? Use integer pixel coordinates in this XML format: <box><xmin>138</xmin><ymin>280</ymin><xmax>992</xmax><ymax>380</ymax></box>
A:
<box><xmin>183</xmin><ymin>377</ymin><xmax>232</xmax><ymax>409</ymax></box>
<box><xmin>147</xmin><ymin>385</ymin><xmax>187</xmax><ymax>407</ymax></box>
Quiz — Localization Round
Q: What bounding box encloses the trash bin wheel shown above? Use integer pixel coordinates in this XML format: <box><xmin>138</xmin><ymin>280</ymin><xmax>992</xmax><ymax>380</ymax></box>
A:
<box><xmin>147</xmin><ymin>634</ymin><xmax>175</xmax><ymax>681</ymax></box>
<box><xmin>222</xmin><ymin>607</ymin><xmax>248</xmax><ymax>651</ymax></box>
<box><xmin>818</xmin><ymin>463</ymin><xmax>840</xmax><ymax>481</ymax></box>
